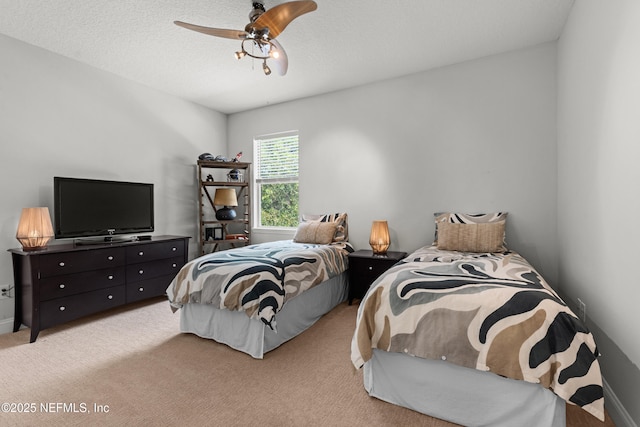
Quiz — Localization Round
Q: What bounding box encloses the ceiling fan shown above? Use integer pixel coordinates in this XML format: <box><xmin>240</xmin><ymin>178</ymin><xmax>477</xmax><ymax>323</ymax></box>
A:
<box><xmin>175</xmin><ymin>1</ymin><xmax>318</xmax><ymax>76</ymax></box>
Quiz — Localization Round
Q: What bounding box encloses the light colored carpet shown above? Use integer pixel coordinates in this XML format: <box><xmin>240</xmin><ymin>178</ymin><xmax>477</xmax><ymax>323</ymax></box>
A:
<box><xmin>0</xmin><ymin>298</ymin><xmax>613</xmax><ymax>426</ymax></box>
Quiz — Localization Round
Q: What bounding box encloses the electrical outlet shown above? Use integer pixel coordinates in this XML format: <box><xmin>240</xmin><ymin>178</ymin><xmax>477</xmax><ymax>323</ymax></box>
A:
<box><xmin>0</xmin><ymin>286</ymin><xmax>12</xmax><ymax>298</ymax></box>
<box><xmin>577</xmin><ymin>298</ymin><xmax>586</xmax><ymax>322</ymax></box>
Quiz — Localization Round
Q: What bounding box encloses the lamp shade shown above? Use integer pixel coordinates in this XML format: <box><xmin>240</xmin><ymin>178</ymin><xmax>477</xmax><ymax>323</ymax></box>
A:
<box><xmin>369</xmin><ymin>220</ymin><xmax>390</xmax><ymax>255</ymax></box>
<box><xmin>213</xmin><ymin>188</ymin><xmax>238</xmax><ymax>207</ymax></box>
<box><xmin>16</xmin><ymin>207</ymin><xmax>54</xmax><ymax>250</ymax></box>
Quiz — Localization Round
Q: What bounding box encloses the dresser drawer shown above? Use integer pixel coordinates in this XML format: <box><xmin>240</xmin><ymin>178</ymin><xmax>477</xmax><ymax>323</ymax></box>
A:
<box><xmin>347</xmin><ymin>250</ymin><xmax>407</xmax><ymax>305</ymax></box>
<box><xmin>350</xmin><ymin>257</ymin><xmax>398</xmax><ymax>278</ymax></box>
<box><xmin>126</xmin><ymin>240</ymin><xmax>185</xmax><ymax>263</ymax></box>
<box><xmin>40</xmin><ymin>286</ymin><xmax>126</xmax><ymax>329</ymax></box>
<box><xmin>126</xmin><ymin>275</ymin><xmax>174</xmax><ymax>303</ymax></box>
<box><xmin>38</xmin><ymin>247</ymin><xmax>126</xmax><ymax>278</ymax></box>
<box><xmin>39</xmin><ymin>266</ymin><xmax>126</xmax><ymax>301</ymax></box>
<box><xmin>126</xmin><ymin>256</ymin><xmax>184</xmax><ymax>283</ymax></box>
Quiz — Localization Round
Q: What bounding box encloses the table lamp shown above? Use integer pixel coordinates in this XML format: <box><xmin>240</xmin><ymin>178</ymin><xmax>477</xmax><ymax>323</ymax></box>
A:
<box><xmin>369</xmin><ymin>220</ymin><xmax>390</xmax><ymax>255</ymax></box>
<box><xmin>214</xmin><ymin>188</ymin><xmax>238</xmax><ymax>220</ymax></box>
<box><xmin>16</xmin><ymin>207</ymin><xmax>54</xmax><ymax>251</ymax></box>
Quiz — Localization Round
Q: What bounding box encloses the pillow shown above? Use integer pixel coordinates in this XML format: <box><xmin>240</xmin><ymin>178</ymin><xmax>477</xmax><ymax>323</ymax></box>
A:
<box><xmin>434</xmin><ymin>212</ymin><xmax>508</xmax><ymax>249</ymax></box>
<box><xmin>301</xmin><ymin>212</ymin><xmax>349</xmax><ymax>242</ymax></box>
<box><xmin>293</xmin><ymin>221</ymin><xmax>338</xmax><ymax>245</ymax></box>
<box><xmin>436</xmin><ymin>221</ymin><xmax>505</xmax><ymax>253</ymax></box>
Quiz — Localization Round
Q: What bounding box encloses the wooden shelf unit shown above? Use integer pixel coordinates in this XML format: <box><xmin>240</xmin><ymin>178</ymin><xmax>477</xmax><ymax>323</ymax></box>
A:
<box><xmin>197</xmin><ymin>160</ymin><xmax>251</xmax><ymax>255</ymax></box>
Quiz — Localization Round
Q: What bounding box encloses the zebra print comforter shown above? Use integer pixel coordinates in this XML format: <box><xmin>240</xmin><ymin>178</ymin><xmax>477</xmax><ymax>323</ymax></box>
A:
<box><xmin>350</xmin><ymin>246</ymin><xmax>605</xmax><ymax>422</ymax></box>
<box><xmin>166</xmin><ymin>240</ymin><xmax>352</xmax><ymax>330</ymax></box>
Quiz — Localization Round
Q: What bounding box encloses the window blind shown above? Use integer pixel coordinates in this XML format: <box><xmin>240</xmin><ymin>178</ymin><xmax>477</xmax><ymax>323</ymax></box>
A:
<box><xmin>255</xmin><ymin>132</ymin><xmax>299</xmax><ymax>183</ymax></box>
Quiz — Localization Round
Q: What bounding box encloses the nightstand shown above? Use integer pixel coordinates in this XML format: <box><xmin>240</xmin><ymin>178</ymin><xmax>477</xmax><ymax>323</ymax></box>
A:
<box><xmin>348</xmin><ymin>250</ymin><xmax>407</xmax><ymax>304</ymax></box>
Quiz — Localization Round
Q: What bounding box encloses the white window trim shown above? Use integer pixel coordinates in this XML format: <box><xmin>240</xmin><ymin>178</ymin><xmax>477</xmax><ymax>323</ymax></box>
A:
<box><xmin>253</xmin><ymin>130</ymin><xmax>299</xmax><ymax>230</ymax></box>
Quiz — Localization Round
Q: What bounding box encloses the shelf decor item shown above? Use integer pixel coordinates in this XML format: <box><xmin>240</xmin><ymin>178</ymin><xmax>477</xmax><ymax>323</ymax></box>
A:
<box><xmin>213</xmin><ymin>226</ymin><xmax>223</xmax><ymax>240</ymax></box>
<box><xmin>226</xmin><ymin>233</ymin><xmax>247</xmax><ymax>240</ymax></box>
<box><xmin>369</xmin><ymin>220</ymin><xmax>390</xmax><ymax>255</ymax></box>
<box><xmin>227</xmin><ymin>169</ymin><xmax>243</xmax><ymax>182</ymax></box>
<box><xmin>16</xmin><ymin>207</ymin><xmax>54</xmax><ymax>251</ymax></box>
<box><xmin>214</xmin><ymin>188</ymin><xmax>238</xmax><ymax>220</ymax></box>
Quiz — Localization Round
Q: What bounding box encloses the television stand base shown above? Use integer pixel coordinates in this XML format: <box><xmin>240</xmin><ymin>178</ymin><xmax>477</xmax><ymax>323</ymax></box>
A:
<box><xmin>74</xmin><ymin>236</ymin><xmax>136</xmax><ymax>246</ymax></box>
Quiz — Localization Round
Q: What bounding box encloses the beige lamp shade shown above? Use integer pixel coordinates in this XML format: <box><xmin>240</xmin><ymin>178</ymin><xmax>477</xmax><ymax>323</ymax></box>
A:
<box><xmin>369</xmin><ymin>220</ymin><xmax>390</xmax><ymax>255</ymax></box>
<box><xmin>16</xmin><ymin>207</ymin><xmax>54</xmax><ymax>250</ymax></box>
<box><xmin>213</xmin><ymin>188</ymin><xmax>238</xmax><ymax>207</ymax></box>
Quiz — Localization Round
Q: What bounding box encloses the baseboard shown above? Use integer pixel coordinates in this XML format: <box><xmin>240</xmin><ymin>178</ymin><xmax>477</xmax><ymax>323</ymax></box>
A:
<box><xmin>0</xmin><ymin>317</ymin><xmax>14</xmax><ymax>335</ymax></box>
<box><xmin>603</xmin><ymin>376</ymin><xmax>637</xmax><ymax>427</ymax></box>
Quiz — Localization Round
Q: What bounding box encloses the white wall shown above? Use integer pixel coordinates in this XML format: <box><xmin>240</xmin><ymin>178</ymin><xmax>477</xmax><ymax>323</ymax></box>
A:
<box><xmin>558</xmin><ymin>1</ymin><xmax>640</xmax><ymax>425</ymax></box>
<box><xmin>229</xmin><ymin>35</ymin><xmax>639</xmax><ymax>423</ymax></box>
<box><xmin>229</xmin><ymin>43</ymin><xmax>558</xmax><ymax>281</ymax></box>
<box><xmin>0</xmin><ymin>34</ymin><xmax>227</xmax><ymax>326</ymax></box>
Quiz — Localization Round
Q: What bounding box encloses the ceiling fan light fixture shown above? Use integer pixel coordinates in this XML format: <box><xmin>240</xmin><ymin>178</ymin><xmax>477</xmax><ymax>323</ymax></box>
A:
<box><xmin>175</xmin><ymin>0</ymin><xmax>317</xmax><ymax>76</ymax></box>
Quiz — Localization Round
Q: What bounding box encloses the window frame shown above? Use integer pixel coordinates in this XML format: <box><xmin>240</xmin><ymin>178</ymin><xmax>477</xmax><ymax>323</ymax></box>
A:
<box><xmin>253</xmin><ymin>130</ymin><xmax>300</xmax><ymax>230</ymax></box>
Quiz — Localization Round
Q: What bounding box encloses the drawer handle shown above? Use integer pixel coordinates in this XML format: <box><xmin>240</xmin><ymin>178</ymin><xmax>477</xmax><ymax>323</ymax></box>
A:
<box><xmin>138</xmin><ymin>251</ymin><xmax>144</xmax><ymax>256</ymax></box>
<box><xmin>108</xmin><ymin>295</ymin><xmax>113</xmax><ymax>300</ymax></box>
<box><xmin>138</xmin><ymin>287</ymin><xmax>144</xmax><ymax>292</ymax></box>
<box><xmin>368</xmin><ymin>266</ymin><xmax>373</xmax><ymax>270</ymax></box>
<box><xmin>139</xmin><ymin>269</ymin><xmax>144</xmax><ymax>275</ymax></box>
<box><xmin>59</xmin><ymin>262</ymin><xmax>65</xmax><ymax>267</ymax></box>
<box><xmin>59</xmin><ymin>284</ymin><xmax>65</xmax><ymax>289</ymax></box>
<box><xmin>108</xmin><ymin>275</ymin><xmax>114</xmax><ymax>280</ymax></box>
<box><xmin>172</xmin><ymin>247</ymin><xmax>177</xmax><ymax>251</ymax></box>
<box><xmin>107</xmin><ymin>256</ymin><xmax>114</xmax><ymax>261</ymax></box>
<box><xmin>59</xmin><ymin>306</ymin><xmax>66</xmax><ymax>311</ymax></box>
<box><xmin>172</xmin><ymin>263</ymin><xmax>177</xmax><ymax>268</ymax></box>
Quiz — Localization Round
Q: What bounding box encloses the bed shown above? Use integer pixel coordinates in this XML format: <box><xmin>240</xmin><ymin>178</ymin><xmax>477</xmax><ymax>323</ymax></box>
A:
<box><xmin>350</xmin><ymin>213</ymin><xmax>604</xmax><ymax>427</ymax></box>
<box><xmin>167</xmin><ymin>213</ymin><xmax>352</xmax><ymax>358</ymax></box>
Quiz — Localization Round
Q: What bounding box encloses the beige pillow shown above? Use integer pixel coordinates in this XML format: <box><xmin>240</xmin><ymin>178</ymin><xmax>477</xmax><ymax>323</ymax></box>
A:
<box><xmin>301</xmin><ymin>212</ymin><xmax>349</xmax><ymax>242</ymax></box>
<box><xmin>293</xmin><ymin>221</ymin><xmax>338</xmax><ymax>245</ymax></box>
<box><xmin>436</xmin><ymin>221</ymin><xmax>505</xmax><ymax>253</ymax></box>
<box><xmin>433</xmin><ymin>212</ymin><xmax>508</xmax><ymax>250</ymax></box>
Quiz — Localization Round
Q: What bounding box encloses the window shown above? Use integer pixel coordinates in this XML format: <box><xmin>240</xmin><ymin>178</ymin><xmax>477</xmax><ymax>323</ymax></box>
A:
<box><xmin>254</xmin><ymin>131</ymin><xmax>299</xmax><ymax>228</ymax></box>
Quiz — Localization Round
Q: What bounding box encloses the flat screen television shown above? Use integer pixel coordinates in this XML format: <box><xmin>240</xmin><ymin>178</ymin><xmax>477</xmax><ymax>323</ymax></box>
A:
<box><xmin>54</xmin><ymin>177</ymin><xmax>154</xmax><ymax>240</ymax></box>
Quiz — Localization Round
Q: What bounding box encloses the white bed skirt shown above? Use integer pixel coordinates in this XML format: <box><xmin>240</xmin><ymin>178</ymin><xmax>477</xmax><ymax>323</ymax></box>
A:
<box><xmin>364</xmin><ymin>349</ymin><xmax>566</xmax><ymax>427</ymax></box>
<box><xmin>180</xmin><ymin>272</ymin><xmax>348</xmax><ymax>358</ymax></box>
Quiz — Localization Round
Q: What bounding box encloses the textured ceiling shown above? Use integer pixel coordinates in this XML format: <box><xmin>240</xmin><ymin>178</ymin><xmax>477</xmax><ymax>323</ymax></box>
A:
<box><xmin>0</xmin><ymin>0</ymin><xmax>574</xmax><ymax>114</ymax></box>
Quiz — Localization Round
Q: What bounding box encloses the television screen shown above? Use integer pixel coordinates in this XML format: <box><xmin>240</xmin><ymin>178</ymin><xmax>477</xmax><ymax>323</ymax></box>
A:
<box><xmin>54</xmin><ymin>177</ymin><xmax>154</xmax><ymax>239</ymax></box>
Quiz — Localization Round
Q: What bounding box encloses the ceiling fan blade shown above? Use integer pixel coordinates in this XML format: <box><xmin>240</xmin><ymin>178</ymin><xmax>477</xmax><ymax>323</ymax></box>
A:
<box><xmin>174</xmin><ymin>21</ymin><xmax>248</xmax><ymax>40</ymax></box>
<box><xmin>270</xmin><ymin>39</ymin><xmax>288</xmax><ymax>76</ymax></box>
<box><xmin>252</xmin><ymin>1</ymin><xmax>317</xmax><ymax>39</ymax></box>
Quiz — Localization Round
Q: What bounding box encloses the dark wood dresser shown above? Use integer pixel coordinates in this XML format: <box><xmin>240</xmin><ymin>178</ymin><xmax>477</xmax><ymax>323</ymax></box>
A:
<box><xmin>9</xmin><ymin>235</ymin><xmax>189</xmax><ymax>342</ymax></box>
